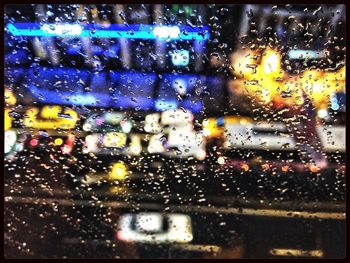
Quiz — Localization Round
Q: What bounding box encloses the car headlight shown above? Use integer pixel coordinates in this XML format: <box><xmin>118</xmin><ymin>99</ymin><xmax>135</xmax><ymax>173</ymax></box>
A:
<box><xmin>5</xmin><ymin>130</ymin><xmax>17</xmax><ymax>154</ymax></box>
<box><xmin>109</xmin><ymin>162</ymin><xmax>128</xmax><ymax>181</ymax></box>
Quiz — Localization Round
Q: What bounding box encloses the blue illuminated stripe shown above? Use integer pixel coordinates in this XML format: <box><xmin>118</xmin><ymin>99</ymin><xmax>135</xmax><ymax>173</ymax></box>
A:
<box><xmin>110</xmin><ymin>97</ymin><xmax>153</xmax><ymax>110</ymax></box>
<box><xmin>29</xmin><ymin>85</ymin><xmax>111</xmax><ymax>107</ymax></box>
<box><xmin>6</xmin><ymin>23</ymin><xmax>210</xmax><ymax>41</ymax></box>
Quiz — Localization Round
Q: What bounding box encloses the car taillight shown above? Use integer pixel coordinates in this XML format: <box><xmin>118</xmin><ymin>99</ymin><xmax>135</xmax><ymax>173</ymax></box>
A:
<box><xmin>61</xmin><ymin>145</ymin><xmax>72</xmax><ymax>154</ymax></box>
<box><xmin>30</xmin><ymin>138</ymin><xmax>39</xmax><ymax>147</ymax></box>
<box><xmin>61</xmin><ymin>135</ymin><xmax>75</xmax><ymax>154</ymax></box>
<box><xmin>115</xmin><ymin>231</ymin><xmax>125</xmax><ymax>241</ymax></box>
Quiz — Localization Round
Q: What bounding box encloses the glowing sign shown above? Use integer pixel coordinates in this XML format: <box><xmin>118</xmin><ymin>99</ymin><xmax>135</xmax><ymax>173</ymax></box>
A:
<box><xmin>117</xmin><ymin>213</ymin><xmax>193</xmax><ymax>243</ymax></box>
<box><xmin>224</xmin><ymin>122</ymin><xmax>296</xmax><ymax>151</ymax></box>
<box><xmin>317</xmin><ymin>126</ymin><xmax>345</xmax><ymax>152</ymax></box>
<box><xmin>6</xmin><ymin>23</ymin><xmax>210</xmax><ymax>41</ymax></box>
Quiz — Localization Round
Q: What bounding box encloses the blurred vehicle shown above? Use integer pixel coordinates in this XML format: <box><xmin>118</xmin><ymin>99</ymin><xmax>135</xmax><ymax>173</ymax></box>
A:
<box><xmin>201</xmin><ymin>114</ymin><xmax>345</xmax><ymax>203</ymax></box>
<box><xmin>203</xmin><ymin>115</ymin><xmax>345</xmax><ymax>170</ymax></box>
<box><xmin>116</xmin><ymin>213</ymin><xmax>193</xmax><ymax>244</ymax></box>
<box><xmin>22</xmin><ymin>105</ymin><xmax>78</xmax><ymax>155</ymax></box>
<box><xmin>68</xmin><ymin>109</ymin><xmax>207</xmax><ymax>186</ymax></box>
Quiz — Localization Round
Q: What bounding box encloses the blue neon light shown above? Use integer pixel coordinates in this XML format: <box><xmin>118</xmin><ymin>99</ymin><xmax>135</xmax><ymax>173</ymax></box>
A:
<box><xmin>29</xmin><ymin>85</ymin><xmax>111</xmax><ymax>107</ymax></box>
<box><xmin>67</xmin><ymin>46</ymin><xmax>81</xmax><ymax>55</ymax></box>
<box><xmin>182</xmin><ymin>100</ymin><xmax>202</xmax><ymax>113</ymax></box>
<box><xmin>6</xmin><ymin>23</ymin><xmax>210</xmax><ymax>41</ymax></box>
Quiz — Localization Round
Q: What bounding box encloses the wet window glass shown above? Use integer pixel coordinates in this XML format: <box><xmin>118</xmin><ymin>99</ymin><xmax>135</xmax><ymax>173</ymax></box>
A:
<box><xmin>4</xmin><ymin>4</ymin><xmax>346</xmax><ymax>259</ymax></box>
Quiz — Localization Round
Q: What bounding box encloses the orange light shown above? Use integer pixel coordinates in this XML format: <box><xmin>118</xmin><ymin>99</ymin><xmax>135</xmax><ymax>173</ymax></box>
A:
<box><xmin>309</xmin><ymin>164</ymin><xmax>319</xmax><ymax>173</ymax></box>
<box><xmin>241</xmin><ymin>164</ymin><xmax>249</xmax><ymax>172</ymax></box>
<box><xmin>281</xmin><ymin>165</ymin><xmax>289</xmax><ymax>172</ymax></box>
<box><xmin>262</xmin><ymin>163</ymin><xmax>270</xmax><ymax>171</ymax></box>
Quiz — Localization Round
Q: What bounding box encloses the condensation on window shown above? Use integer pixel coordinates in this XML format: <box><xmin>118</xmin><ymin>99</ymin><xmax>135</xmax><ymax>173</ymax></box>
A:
<box><xmin>4</xmin><ymin>4</ymin><xmax>346</xmax><ymax>259</ymax></box>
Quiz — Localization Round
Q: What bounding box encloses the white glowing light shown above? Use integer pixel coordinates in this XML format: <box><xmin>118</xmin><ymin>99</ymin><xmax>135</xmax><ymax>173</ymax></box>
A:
<box><xmin>196</xmin><ymin>150</ymin><xmax>207</xmax><ymax>161</ymax></box>
<box><xmin>5</xmin><ymin>130</ymin><xmax>17</xmax><ymax>154</ymax></box>
<box><xmin>82</xmin><ymin>122</ymin><xmax>92</xmax><ymax>132</ymax></box>
<box><xmin>153</xmin><ymin>26</ymin><xmax>180</xmax><ymax>39</ymax></box>
<box><xmin>317</xmin><ymin>109</ymin><xmax>328</xmax><ymax>119</ymax></box>
<box><xmin>218</xmin><ymin>156</ymin><xmax>226</xmax><ymax>165</ymax></box>
<box><xmin>41</xmin><ymin>24</ymin><xmax>82</xmax><ymax>36</ymax></box>
<box><xmin>263</xmin><ymin>53</ymin><xmax>279</xmax><ymax>74</ymax></box>
<box><xmin>120</xmin><ymin>120</ymin><xmax>132</xmax><ymax>133</ymax></box>
<box><xmin>173</xmin><ymin>78</ymin><xmax>188</xmax><ymax>96</ymax></box>
<box><xmin>117</xmin><ymin>213</ymin><xmax>193</xmax><ymax>244</ymax></box>
<box><xmin>203</xmin><ymin>128</ymin><xmax>211</xmax><ymax>137</ymax></box>
<box><xmin>170</xmin><ymin>50</ymin><xmax>190</xmax><ymax>66</ymax></box>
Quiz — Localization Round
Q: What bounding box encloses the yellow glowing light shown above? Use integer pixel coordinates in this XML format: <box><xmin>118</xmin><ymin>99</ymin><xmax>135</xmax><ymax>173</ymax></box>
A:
<box><xmin>23</xmin><ymin>106</ymin><xmax>78</xmax><ymax>130</ymax></box>
<box><xmin>109</xmin><ymin>186</ymin><xmax>128</xmax><ymax>194</ymax></box>
<box><xmin>239</xmin><ymin>118</ymin><xmax>251</xmax><ymax>125</ymax></box>
<box><xmin>203</xmin><ymin>116</ymin><xmax>253</xmax><ymax>138</ymax></box>
<box><xmin>40</xmin><ymin>105</ymin><xmax>62</xmax><ymax>119</ymax></box>
<box><xmin>5</xmin><ymin>109</ymin><xmax>13</xmax><ymax>131</ymax></box>
<box><xmin>202</xmin><ymin>118</ymin><xmax>224</xmax><ymax>138</ymax></box>
<box><xmin>54</xmin><ymin>138</ymin><xmax>64</xmax><ymax>146</ymax></box>
<box><xmin>262</xmin><ymin>53</ymin><xmax>279</xmax><ymax>74</ymax></box>
<box><xmin>230</xmin><ymin>49</ymin><xmax>260</xmax><ymax>78</ymax></box>
<box><xmin>323</xmin><ymin>66</ymin><xmax>346</xmax><ymax>94</ymax></box>
<box><xmin>300</xmin><ymin>69</ymin><xmax>334</xmax><ymax>109</ymax></box>
<box><xmin>109</xmin><ymin>162</ymin><xmax>128</xmax><ymax>181</ymax></box>
<box><xmin>129</xmin><ymin>135</ymin><xmax>142</xmax><ymax>155</ymax></box>
<box><xmin>231</xmin><ymin>48</ymin><xmax>345</xmax><ymax>112</ymax></box>
<box><xmin>281</xmin><ymin>78</ymin><xmax>304</xmax><ymax>107</ymax></box>
<box><xmin>103</xmin><ymin>132</ymin><xmax>127</xmax><ymax>148</ymax></box>
<box><xmin>260</xmin><ymin>49</ymin><xmax>284</xmax><ymax>79</ymax></box>
<box><xmin>225</xmin><ymin>116</ymin><xmax>252</xmax><ymax>124</ymax></box>
<box><xmin>5</xmin><ymin>89</ymin><xmax>17</xmax><ymax>106</ymax></box>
